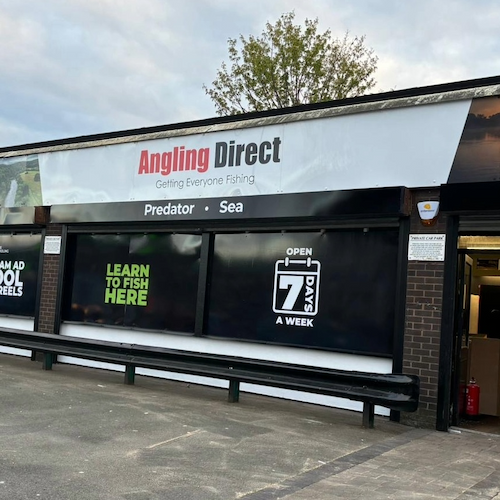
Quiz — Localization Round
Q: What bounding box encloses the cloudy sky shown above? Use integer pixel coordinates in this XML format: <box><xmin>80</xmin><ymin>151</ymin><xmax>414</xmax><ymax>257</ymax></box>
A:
<box><xmin>1</xmin><ymin>0</ymin><xmax>499</xmax><ymax>148</ymax></box>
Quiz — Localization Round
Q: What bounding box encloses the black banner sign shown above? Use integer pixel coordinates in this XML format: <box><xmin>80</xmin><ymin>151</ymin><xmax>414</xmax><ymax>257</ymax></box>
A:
<box><xmin>50</xmin><ymin>187</ymin><xmax>407</xmax><ymax>224</ymax></box>
<box><xmin>63</xmin><ymin>233</ymin><xmax>202</xmax><ymax>332</ymax></box>
<box><xmin>0</xmin><ymin>233</ymin><xmax>41</xmax><ymax>317</ymax></box>
<box><xmin>207</xmin><ymin>230</ymin><xmax>399</xmax><ymax>356</ymax></box>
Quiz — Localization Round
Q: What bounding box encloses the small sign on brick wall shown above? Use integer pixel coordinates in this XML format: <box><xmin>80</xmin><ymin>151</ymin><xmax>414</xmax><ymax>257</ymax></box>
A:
<box><xmin>408</xmin><ymin>234</ymin><xmax>446</xmax><ymax>261</ymax></box>
<box><xmin>44</xmin><ymin>236</ymin><xmax>62</xmax><ymax>255</ymax></box>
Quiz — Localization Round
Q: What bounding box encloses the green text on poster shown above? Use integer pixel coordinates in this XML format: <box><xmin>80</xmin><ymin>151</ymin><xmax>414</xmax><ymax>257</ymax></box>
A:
<box><xmin>104</xmin><ymin>263</ymin><xmax>150</xmax><ymax>306</ymax></box>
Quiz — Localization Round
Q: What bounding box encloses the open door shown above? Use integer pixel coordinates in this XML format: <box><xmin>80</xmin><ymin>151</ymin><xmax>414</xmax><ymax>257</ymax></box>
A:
<box><xmin>451</xmin><ymin>236</ymin><xmax>500</xmax><ymax>434</ymax></box>
<box><xmin>450</xmin><ymin>253</ymin><xmax>470</xmax><ymax>426</ymax></box>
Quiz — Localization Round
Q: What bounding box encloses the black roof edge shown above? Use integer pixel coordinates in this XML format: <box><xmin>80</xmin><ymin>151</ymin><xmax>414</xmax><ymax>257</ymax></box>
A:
<box><xmin>2</xmin><ymin>74</ymin><xmax>500</xmax><ymax>154</ymax></box>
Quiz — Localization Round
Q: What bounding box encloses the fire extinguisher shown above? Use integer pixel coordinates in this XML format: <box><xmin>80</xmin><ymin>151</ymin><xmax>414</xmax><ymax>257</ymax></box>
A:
<box><xmin>466</xmin><ymin>377</ymin><xmax>480</xmax><ymax>418</ymax></box>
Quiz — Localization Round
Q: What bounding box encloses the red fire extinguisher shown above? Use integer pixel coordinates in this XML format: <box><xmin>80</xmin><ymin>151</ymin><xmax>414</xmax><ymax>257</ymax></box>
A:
<box><xmin>466</xmin><ymin>377</ymin><xmax>480</xmax><ymax>418</ymax></box>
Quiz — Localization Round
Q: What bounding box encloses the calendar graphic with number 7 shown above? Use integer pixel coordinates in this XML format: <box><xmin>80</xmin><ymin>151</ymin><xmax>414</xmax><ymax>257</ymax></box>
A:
<box><xmin>272</xmin><ymin>257</ymin><xmax>321</xmax><ymax>316</ymax></box>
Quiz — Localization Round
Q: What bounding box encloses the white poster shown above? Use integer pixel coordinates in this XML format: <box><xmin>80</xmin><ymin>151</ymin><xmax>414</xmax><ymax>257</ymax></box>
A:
<box><xmin>44</xmin><ymin>236</ymin><xmax>62</xmax><ymax>254</ymax></box>
<box><xmin>408</xmin><ymin>234</ymin><xmax>446</xmax><ymax>261</ymax></box>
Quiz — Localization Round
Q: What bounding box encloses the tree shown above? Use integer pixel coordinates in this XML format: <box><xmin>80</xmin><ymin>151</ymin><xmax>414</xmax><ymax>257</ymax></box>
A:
<box><xmin>204</xmin><ymin>12</ymin><xmax>378</xmax><ymax>116</ymax></box>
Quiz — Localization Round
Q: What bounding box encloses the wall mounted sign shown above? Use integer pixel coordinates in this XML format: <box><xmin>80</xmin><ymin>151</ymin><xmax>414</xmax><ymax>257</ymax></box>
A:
<box><xmin>4</xmin><ymin>97</ymin><xmax>500</xmax><ymax>210</ymax></box>
<box><xmin>2</xmin><ymin>98</ymin><xmax>486</xmax><ymax>208</ymax></box>
<box><xmin>44</xmin><ymin>236</ymin><xmax>62</xmax><ymax>254</ymax></box>
<box><xmin>35</xmin><ymin>99</ymin><xmax>470</xmax><ymax>205</ymax></box>
<box><xmin>408</xmin><ymin>234</ymin><xmax>446</xmax><ymax>261</ymax></box>
<box><xmin>50</xmin><ymin>187</ymin><xmax>407</xmax><ymax>223</ymax></box>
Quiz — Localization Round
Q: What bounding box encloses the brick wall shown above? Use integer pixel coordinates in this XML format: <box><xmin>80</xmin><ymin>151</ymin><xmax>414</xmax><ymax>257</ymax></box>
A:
<box><xmin>37</xmin><ymin>224</ymin><xmax>63</xmax><ymax>333</ymax></box>
<box><xmin>401</xmin><ymin>189</ymin><xmax>446</xmax><ymax>428</ymax></box>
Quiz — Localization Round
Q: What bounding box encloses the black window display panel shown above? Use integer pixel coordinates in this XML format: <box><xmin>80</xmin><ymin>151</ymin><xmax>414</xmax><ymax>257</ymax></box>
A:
<box><xmin>207</xmin><ymin>230</ymin><xmax>399</xmax><ymax>356</ymax></box>
<box><xmin>0</xmin><ymin>233</ymin><xmax>41</xmax><ymax>318</ymax></box>
<box><xmin>64</xmin><ymin>233</ymin><xmax>202</xmax><ymax>333</ymax></box>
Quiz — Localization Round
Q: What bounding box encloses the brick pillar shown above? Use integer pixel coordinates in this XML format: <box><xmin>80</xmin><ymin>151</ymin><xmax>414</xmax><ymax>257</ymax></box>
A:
<box><xmin>37</xmin><ymin>224</ymin><xmax>63</xmax><ymax>333</ymax></box>
<box><xmin>401</xmin><ymin>189</ymin><xmax>447</xmax><ymax>428</ymax></box>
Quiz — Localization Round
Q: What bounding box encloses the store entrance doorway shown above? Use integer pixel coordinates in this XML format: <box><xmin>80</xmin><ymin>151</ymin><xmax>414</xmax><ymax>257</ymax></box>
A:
<box><xmin>452</xmin><ymin>235</ymin><xmax>500</xmax><ymax>434</ymax></box>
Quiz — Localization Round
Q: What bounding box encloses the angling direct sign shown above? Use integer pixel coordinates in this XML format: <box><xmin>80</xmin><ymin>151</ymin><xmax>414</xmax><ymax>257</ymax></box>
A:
<box><xmin>32</xmin><ymin>97</ymin><xmax>475</xmax><ymax>206</ymax></box>
<box><xmin>7</xmin><ymin>95</ymin><xmax>500</xmax><ymax>209</ymax></box>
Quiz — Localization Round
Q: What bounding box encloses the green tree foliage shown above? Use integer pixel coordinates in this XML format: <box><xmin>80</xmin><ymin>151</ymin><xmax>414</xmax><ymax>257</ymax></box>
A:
<box><xmin>204</xmin><ymin>12</ymin><xmax>378</xmax><ymax>115</ymax></box>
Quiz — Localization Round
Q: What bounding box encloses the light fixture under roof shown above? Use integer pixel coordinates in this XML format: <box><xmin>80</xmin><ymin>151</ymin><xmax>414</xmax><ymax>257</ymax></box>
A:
<box><xmin>459</xmin><ymin>236</ymin><xmax>500</xmax><ymax>250</ymax></box>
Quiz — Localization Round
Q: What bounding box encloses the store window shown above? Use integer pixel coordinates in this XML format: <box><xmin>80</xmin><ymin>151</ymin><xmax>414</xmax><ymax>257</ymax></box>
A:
<box><xmin>0</xmin><ymin>233</ymin><xmax>41</xmax><ymax>318</ymax></box>
<box><xmin>207</xmin><ymin>230</ymin><xmax>399</xmax><ymax>356</ymax></box>
<box><xmin>63</xmin><ymin>233</ymin><xmax>202</xmax><ymax>333</ymax></box>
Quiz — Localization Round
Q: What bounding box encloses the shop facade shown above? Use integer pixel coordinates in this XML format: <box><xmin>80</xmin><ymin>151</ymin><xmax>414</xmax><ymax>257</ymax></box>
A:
<box><xmin>2</xmin><ymin>76</ymin><xmax>500</xmax><ymax>430</ymax></box>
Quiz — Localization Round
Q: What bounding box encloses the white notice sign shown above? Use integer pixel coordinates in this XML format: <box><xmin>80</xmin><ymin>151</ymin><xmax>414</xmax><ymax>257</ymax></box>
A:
<box><xmin>408</xmin><ymin>234</ymin><xmax>446</xmax><ymax>261</ymax></box>
<box><xmin>44</xmin><ymin>236</ymin><xmax>62</xmax><ymax>255</ymax></box>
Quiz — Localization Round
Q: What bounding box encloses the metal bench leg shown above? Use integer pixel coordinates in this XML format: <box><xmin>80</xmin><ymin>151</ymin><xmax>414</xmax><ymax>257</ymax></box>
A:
<box><xmin>125</xmin><ymin>364</ymin><xmax>135</xmax><ymax>385</ymax></box>
<box><xmin>228</xmin><ymin>380</ymin><xmax>240</xmax><ymax>403</ymax></box>
<box><xmin>42</xmin><ymin>353</ymin><xmax>53</xmax><ymax>371</ymax></box>
<box><xmin>362</xmin><ymin>402</ymin><xmax>375</xmax><ymax>428</ymax></box>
